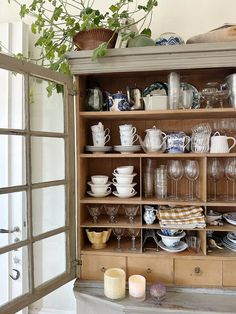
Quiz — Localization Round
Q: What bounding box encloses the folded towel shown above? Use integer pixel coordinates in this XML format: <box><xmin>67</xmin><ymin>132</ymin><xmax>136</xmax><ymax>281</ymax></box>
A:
<box><xmin>158</xmin><ymin>206</ymin><xmax>203</xmax><ymax>220</ymax></box>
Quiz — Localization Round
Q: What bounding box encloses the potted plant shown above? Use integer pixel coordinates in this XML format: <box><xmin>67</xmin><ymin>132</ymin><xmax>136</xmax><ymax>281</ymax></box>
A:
<box><xmin>8</xmin><ymin>0</ymin><xmax>158</xmax><ymax>74</ymax></box>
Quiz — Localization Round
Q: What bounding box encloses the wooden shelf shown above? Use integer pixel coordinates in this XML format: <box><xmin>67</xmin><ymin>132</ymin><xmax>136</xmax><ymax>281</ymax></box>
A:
<box><xmin>80</xmin><ymin>196</ymin><xmax>141</xmax><ymax>204</ymax></box>
<box><xmin>80</xmin><ymin>108</ymin><xmax>236</xmax><ymax>121</ymax></box>
<box><xmin>207</xmin><ymin>223</ymin><xmax>236</xmax><ymax>232</ymax></box>
<box><xmin>141</xmin><ymin>197</ymin><xmax>205</xmax><ymax>206</ymax></box>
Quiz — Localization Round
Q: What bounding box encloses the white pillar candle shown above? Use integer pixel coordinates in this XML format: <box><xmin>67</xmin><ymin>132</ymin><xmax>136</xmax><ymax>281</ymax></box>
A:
<box><xmin>104</xmin><ymin>268</ymin><xmax>126</xmax><ymax>300</ymax></box>
<box><xmin>128</xmin><ymin>275</ymin><xmax>146</xmax><ymax>301</ymax></box>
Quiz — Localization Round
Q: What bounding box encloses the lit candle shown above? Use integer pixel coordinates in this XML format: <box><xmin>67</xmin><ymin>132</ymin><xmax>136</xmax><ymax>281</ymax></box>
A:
<box><xmin>104</xmin><ymin>268</ymin><xmax>126</xmax><ymax>300</ymax></box>
<box><xmin>128</xmin><ymin>275</ymin><xmax>146</xmax><ymax>301</ymax></box>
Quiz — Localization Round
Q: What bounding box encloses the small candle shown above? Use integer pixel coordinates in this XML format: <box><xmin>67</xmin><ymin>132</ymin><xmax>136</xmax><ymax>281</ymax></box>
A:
<box><xmin>104</xmin><ymin>268</ymin><xmax>126</xmax><ymax>300</ymax></box>
<box><xmin>128</xmin><ymin>275</ymin><xmax>146</xmax><ymax>301</ymax></box>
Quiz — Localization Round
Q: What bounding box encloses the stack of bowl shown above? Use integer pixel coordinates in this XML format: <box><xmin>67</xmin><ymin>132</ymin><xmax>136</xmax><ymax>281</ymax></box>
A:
<box><xmin>157</xmin><ymin>229</ymin><xmax>187</xmax><ymax>252</ymax></box>
<box><xmin>87</xmin><ymin>175</ymin><xmax>112</xmax><ymax>197</ymax></box>
<box><xmin>112</xmin><ymin>166</ymin><xmax>137</xmax><ymax>198</ymax></box>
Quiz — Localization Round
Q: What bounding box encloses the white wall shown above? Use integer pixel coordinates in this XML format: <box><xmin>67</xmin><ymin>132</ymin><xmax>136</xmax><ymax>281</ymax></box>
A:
<box><xmin>1</xmin><ymin>0</ymin><xmax>236</xmax><ymax>313</ymax></box>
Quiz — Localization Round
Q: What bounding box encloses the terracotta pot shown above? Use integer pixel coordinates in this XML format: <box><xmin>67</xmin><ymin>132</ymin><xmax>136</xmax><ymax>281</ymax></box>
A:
<box><xmin>73</xmin><ymin>28</ymin><xmax>117</xmax><ymax>50</ymax></box>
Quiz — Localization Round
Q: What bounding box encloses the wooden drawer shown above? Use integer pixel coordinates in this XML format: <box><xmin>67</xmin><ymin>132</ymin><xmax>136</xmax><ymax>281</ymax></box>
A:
<box><xmin>223</xmin><ymin>261</ymin><xmax>236</xmax><ymax>286</ymax></box>
<box><xmin>175</xmin><ymin>259</ymin><xmax>222</xmax><ymax>286</ymax></box>
<box><xmin>80</xmin><ymin>254</ymin><xmax>126</xmax><ymax>280</ymax></box>
<box><xmin>128</xmin><ymin>256</ymin><xmax>173</xmax><ymax>284</ymax></box>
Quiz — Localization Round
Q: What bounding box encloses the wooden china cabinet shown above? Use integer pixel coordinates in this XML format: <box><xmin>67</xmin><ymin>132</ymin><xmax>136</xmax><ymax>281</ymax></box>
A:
<box><xmin>67</xmin><ymin>42</ymin><xmax>236</xmax><ymax>288</ymax></box>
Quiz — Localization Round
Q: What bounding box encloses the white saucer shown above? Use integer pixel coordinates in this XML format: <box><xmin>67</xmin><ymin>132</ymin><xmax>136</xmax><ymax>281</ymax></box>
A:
<box><xmin>87</xmin><ymin>190</ymin><xmax>111</xmax><ymax>198</ymax></box>
<box><xmin>158</xmin><ymin>240</ymin><xmax>188</xmax><ymax>253</ymax></box>
<box><xmin>112</xmin><ymin>172</ymin><xmax>137</xmax><ymax>177</ymax></box>
<box><xmin>86</xmin><ymin>145</ymin><xmax>112</xmax><ymax>154</ymax></box>
<box><xmin>87</xmin><ymin>181</ymin><xmax>112</xmax><ymax>186</ymax></box>
<box><xmin>112</xmin><ymin>182</ymin><xmax>137</xmax><ymax>187</ymax></box>
<box><xmin>113</xmin><ymin>145</ymin><xmax>141</xmax><ymax>154</ymax></box>
<box><xmin>112</xmin><ymin>191</ymin><xmax>137</xmax><ymax>198</ymax></box>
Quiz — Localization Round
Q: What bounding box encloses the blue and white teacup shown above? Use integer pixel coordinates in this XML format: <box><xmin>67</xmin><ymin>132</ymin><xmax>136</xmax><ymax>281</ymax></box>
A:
<box><xmin>166</xmin><ymin>131</ymin><xmax>190</xmax><ymax>153</ymax></box>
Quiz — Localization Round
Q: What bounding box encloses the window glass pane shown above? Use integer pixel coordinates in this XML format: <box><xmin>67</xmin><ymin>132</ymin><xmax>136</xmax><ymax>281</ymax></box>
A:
<box><xmin>34</xmin><ymin>233</ymin><xmax>66</xmax><ymax>287</ymax></box>
<box><xmin>0</xmin><ymin>192</ymin><xmax>27</xmax><ymax>248</ymax></box>
<box><xmin>0</xmin><ymin>246</ymin><xmax>29</xmax><ymax>307</ymax></box>
<box><xmin>29</xmin><ymin>76</ymin><xmax>64</xmax><ymax>133</ymax></box>
<box><xmin>32</xmin><ymin>185</ymin><xmax>65</xmax><ymax>236</ymax></box>
<box><xmin>0</xmin><ymin>69</ymin><xmax>25</xmax><ymax>130</ymax></box>
<box><xmin>31</xmin><ymin>137</ymin><xmax>65</xmax><ymax>183</ymax></box>
<box><xmin>0</xmin><ymin>135</ymin><xmax>26</xmax><ymax>188</ymax></box>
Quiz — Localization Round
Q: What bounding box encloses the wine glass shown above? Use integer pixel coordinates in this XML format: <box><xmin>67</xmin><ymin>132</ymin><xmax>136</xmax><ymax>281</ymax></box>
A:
<box><xmin>87</xmin><ymin>204</ymin><xmax>101</xmax><ymax>224</ymax></box>
<box><xmin>113</xmin><ymin>228</ymin><xmax>125</xmax><ymax>251</ymax></box>
<box><xmin>215</xmin><ymin>84</ymin><xmax>229</xmax><ymax>108</ymax></box>
<box><xmin>167</xmin><ymin>160</ymin><xmax>184</xmax><ymax>199</ymax></box>
<box><xmin>123</xmin><ymin>204</ymin><xmax>139</xmax><ymax>224</ymax></box>
<box><xmin>225</xmin><ymin>158</ymin><xmax>236</xmax><ymax>201</ymax></box>
<box><xmin>128</xmin><ymin>228</ymin><xmax>140</xmax><ymax>251</ymax></box>
<box><xmin>207</xmin><ymin>158</ymin><xmax>224</xmax><ymax>200</ymax></box>
<box><xmin>104</xmin><ymin>204</ymin><xmax>119</xmax><ymax>223</ymax></box>
<box><xmin>184</xmin><ymin>160</ymin><xmax>199</xmax><ymax>200</ymax></box>
<box><xmin>201</xmin><ymin>82</ymin><xmax>218</xmax><ymax>108</ymax></box>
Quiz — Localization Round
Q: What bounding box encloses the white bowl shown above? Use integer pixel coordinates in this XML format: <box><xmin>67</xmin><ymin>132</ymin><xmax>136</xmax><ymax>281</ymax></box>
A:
<box><xmin>157</xmin><ymin>231</ymin><xmax>186</xmax><ymax>248</ymax></box>
<box><xmin>90</xmin><ymin>185</ymin><xmax>111</xmax><ymax>195</ymax></box>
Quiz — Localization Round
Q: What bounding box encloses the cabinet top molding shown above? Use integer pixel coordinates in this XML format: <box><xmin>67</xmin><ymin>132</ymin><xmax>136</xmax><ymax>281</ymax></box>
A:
<box><xmin>66</xmin><ymin>41</ymin><xmax>236</xmax><ymax>75</ymax></box>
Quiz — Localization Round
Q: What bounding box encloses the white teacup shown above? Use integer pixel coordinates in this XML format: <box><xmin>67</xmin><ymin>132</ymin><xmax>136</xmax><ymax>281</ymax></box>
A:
<box><xmin>210</xmin><ymin>131</ymin><xmax>236</xmax><ymax>153</ymax></box>
<box><xmin>91</xmin><ymin>185</ymin><xmax>111</xmax><ymax>195</ymax></box>
<box><xmin>92</xmin><ymin>131</ymin><xmax>110</xmax><ymax>147</ymax></box>
<box><xmin>120</xmin><ymin>133</ymin><xmax>139</xmax><ymax>146</ymax></box>
<box><xmin>112</xmin><ymin>176</ymin><xmax>134</xmax><ymax>184</ymax></box>
<box><xmin>91</xmin><ymin>175</ymin><xmax>109</xmax><ymax>185</ymax></box>
<box><xmin>113</xmin><ymin>166</ymin><xmax>134</xmax><ymax>175</ymax></box>
<box><xmin>116</xmin><ymin>185</ymin><xmax>135</xmax><ymax>195</ymax></box>
<box><xmin>119</xmin><ymin>124</ymin><xmax>136</xmax><ymax>135</ymax></box>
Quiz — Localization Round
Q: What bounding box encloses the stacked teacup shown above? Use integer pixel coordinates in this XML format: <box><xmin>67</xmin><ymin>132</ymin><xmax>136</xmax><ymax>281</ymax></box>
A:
<box><xmin>91</xmin><ymin>122</ymin><xmax>110</xmax><ymax>147</ymax></box>
<box><xmin>119</xmin><ymin>124</ymin><xmax>138</xmax><ymax>147</ymax></box>
<box><xmin>112</xmin><ymin>166</ymin><xmax>137</xmax><ymax>198</ymax></box>
<box><xmin>87</xmin><ymin>175</ymin><xmax>111</xmax><ymax>197</ymax></box>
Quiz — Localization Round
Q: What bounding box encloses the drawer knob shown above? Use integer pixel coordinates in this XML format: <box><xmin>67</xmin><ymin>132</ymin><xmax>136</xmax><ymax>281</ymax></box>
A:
<box><xmin>146</xmin><ymin>268</ymin><xmax>152</xmax><ymax>274</ymax></box>
<box><xmin>100</xmin><ymin>267</ymin><xmax>106</xmax><ymax>273</ymax></box>
<box><xmin>194</xmin><ymin>266</ymin><xmax>201</xmax><ymax>274</ymax></box>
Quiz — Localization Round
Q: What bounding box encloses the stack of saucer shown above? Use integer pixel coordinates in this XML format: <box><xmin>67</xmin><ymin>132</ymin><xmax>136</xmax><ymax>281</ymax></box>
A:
<box><xmin>87</xmin><ymin>175</ymin><xmax>112</xmax><ymax>197</ymax></box>
<box><xmin>112</xmin><ymin>166</ymin><xmax>137</xmax><ymax>198</ymax></box>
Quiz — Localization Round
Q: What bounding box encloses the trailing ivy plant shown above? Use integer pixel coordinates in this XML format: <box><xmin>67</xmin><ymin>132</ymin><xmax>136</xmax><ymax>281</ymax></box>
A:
<box><xmin>6</xmin><ymin>0</ymin><xmax>157</xmax><ymax>95</ymax></box>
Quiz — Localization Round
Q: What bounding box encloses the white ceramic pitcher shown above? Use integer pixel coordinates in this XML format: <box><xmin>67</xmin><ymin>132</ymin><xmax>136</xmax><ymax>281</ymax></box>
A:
<box><xmin>210</xmin><ymin>131</ymin><xmax>236</xmax><ymax>153</ymax></box>
<box><xmin>138</xmin><ymin>126</ymin><xmax>167</xmax><ymax>152</ymax></box>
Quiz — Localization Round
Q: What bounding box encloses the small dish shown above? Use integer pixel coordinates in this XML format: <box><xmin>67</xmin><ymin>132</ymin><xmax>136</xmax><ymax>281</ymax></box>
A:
<box><xmin>158</xmin><ymin>240</ymin><xmax>188</xmax><ymax>253</ymax></box>
<box><xmin>113</xmin><ymin>145</ymin><xmax>141</xmax><ymax>154</ymax></box>
<box><xmin>87</xmin><ymin>190</ymin><xmax>111</xmax><ymax>198</ymax></box>
<box><xmin>85</xmin><ymin>145</ymin><xmax>112</xmax><ymax>154</ymax></box>
<box><xmin>112</xmin><ymin>191</ymin><xmax>137</xmax><ymax>198</ymax></box>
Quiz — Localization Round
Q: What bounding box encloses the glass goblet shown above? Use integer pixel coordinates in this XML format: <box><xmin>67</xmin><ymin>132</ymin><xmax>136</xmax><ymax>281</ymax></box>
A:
<box><xmin>128</xmin><ymin>228</ymin><xmax>140</xmax><ymax>251</ymax></box>
<box><xmin>113</xmin><ymin>228</ymin><xmax>125</xmax><ymax>251</ymax></box>
<box><xmin>184</xmin><ymin>160</ymin><xmax>199</xmax><ymax>200</ymax></box>
<box><xmin>207</xmin><ymin>158</ymin><xmax>224</xmax><ymax>200</ymax></box>
<box><xmin>167</xmin><ymin>160</ymin><xmax>184</xmax><ymax>199</ymax></box>
<box><xmin>215</xmin><ymin>84</ymin><xmax>229</xmax><ymax>108</ymax></box>
<box><xmin>201</xmin><ymin>82</ymin><xmax>218</xmax><ymax>108</ymax></box>
<box><xmin>225</xmin><ymin>158</ymin><xmax>236</xmax><ymax>201</ymax></box>
<box><xmin>87</xmin><ymin>204</ymin><xmax>101</xmax><ymax>224</ymax></box>
<box><xmin>123</xmin><ymin>204</ymin><xmax>139</xmax><ymax>224</ymax></box>
<box><xmin>104</xmin><ymin>204</ymin><xmax>119</xmax><ymax>223</ymax></box>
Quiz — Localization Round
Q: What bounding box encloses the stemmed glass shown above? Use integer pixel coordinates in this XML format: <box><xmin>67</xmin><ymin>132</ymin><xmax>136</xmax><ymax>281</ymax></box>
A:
<box><xmin>200</xmin><ymin>82</ymin><xmax>218</xmax><ymax>108</ymax></box>
<box><xmin>123</xmin><ymin>204</ymin><xmax>139</xmax><ymax>224</ymax></box>
<box><xmin>113</xmin><ymin>228</ymin><xmax>125</xmax><ymax>251</ymax></box>
<box><xmin>215</xmin><ymin>84</ymin><xmax>229</xmax><ymax>108</ymax></box>
<box><xmin>128</xmin><ymin>228</ymin><xmax>140</xmax><ymax>251</ymax></box>
<box><xmin>225</xmin><ymin>158</ymin><xmax>236</xmax><ymax>201</ymax></box>
<box><xmin>104</xmin><ymin>204</ymin><xmax>120</xmax><ymax>223</ymax></box>
<box><xmin>87</xmin><ymin>204</ymin><xmax>101</xmax><ymax>224</ymax></box>
<box><xmin>184</xmin><ymin>160</ymin><xmax>199</xmax><ymax>200</ymax></box>
<box><xmin>167</xmin><ymin>160</ymin><xmax>184</xmax><ymax>199</ymax></box>
<box><xmin>207</xmin><ymin>158</ymin><xmax>224</xmax><ymax>200</ymax></box>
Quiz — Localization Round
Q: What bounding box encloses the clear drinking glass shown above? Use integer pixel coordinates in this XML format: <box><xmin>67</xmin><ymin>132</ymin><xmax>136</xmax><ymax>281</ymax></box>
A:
<box><xmin>123</xmin><ymin>204</ymin><xmax>139</xmax><ymax>224</ymax></box>
<box><xmin>104</xmin><ymin>204</ymin><xmax>119</xmax><ymax>223</ymax></box>
<box><xmin>128</xmin><ymin>228</ymin><xmax>140</xmax><ymax>251</ymax></box>
<box><xmin>201</xmin><ymin>82</ymin><xmax>218</xmax><ymax>108</ymax></box>
<box><xmin>87</xmin><ymin>204</ymin><xmax>101</xmax><ymax>224</ymax></box>
<box><xmin>113</xmin><ymin>228</ymin><xmax>125</xmax><ymax>251</ymax></box>
<box><xmin>207</xmin><ymin>158</ymin><xmax>224</xmax><ymax>200</ymax></box>
<box><xmin>225</xmin><ymin>158</ymin><xmax>236</xmax><ymax>201</ymax></box>
<box><xmin>143</xmin><ymin>171</ymin><xmax>154</xmax><ymax>198</ymax></box>
<box><xmin>184</xmin><ymin>160</ymin><xmax>199</xmax><ymax>200</ymax></box>
<box><xmin>167</xmin><ymin>160</ymin><xmax>184</xmax><ymax>199</ymax></box>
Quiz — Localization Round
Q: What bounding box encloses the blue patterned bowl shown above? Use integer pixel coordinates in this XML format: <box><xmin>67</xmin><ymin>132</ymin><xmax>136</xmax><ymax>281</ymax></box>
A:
<box><xmin>155</xmin><ymin>32</ymin><xmax>185</xmax><ymax>46</ymax></box>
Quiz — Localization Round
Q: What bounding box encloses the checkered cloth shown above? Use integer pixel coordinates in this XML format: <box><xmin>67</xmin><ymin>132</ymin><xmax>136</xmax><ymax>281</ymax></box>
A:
<box><xmin>158</xmin><ymin>206</ymin><xmax>206</xmax><ymax>229</ymax></box>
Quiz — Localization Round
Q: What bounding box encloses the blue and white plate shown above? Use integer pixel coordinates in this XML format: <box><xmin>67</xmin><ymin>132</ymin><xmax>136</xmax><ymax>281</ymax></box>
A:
<box><xmin>158</xmin><ymin>240</ymin><xmax>188</xmax><ymax>253</ymax></box>
<box><xmin>143</xmin><ymin>82</ymin><xmax>168</xmax><ymax>97</ymax></box>
<box><xmin>223</xmin><ymin>212</ymin><xmax>236</xmax><ymax>226</ymax></box>
<box><xmin>180</xmin><ymin>82</ymin><xmax>200</xmax><ymax>109</ymax></box>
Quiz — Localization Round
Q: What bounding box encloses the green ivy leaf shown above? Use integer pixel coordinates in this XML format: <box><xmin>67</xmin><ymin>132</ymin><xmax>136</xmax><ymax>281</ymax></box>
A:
<box><xmin>92</xmin><ymin>43</ymin><xmax>108</xmax><ymax>61</ymax></box>
<box><xmin>109</xmin><ymin>5</ymin><xmax>118</xmax><ymax>13</ymax></box>
<box><xmin>141</xmin><ymin>28</ymin><xmax>152</xmax><ymax>37</ymax></box>
<box><xmin>20</xmin><ymin>4</ymin><xmax>29</xmax><ymax>18</ymax></box>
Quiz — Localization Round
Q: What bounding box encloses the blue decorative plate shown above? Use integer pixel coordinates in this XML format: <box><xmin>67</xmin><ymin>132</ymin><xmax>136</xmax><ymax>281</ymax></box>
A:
<box><xmin>143</xmin><ymin>82</ymin><xmax>168</xmax><ymax>97</ymax></box>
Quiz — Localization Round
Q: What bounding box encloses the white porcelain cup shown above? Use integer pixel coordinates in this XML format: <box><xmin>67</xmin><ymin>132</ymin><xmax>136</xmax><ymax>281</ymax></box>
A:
<box><xmin>91</xmin><ymin>123</ymin><xmax>110</xmax><ymax>136</ymax></box>
<box><xmin>210</xmin><ymin>131</ymin><xmax>236</xmax><ymax>153</ymax></box>
<box><xmin>112</xmin><ymin>176</ymin><xmax>133</xmax><ymax>184</ymax></box>
<box><xmin>114</xmin><ymin>166</ymin><xmax>134</xmax><ymax>175</ymax></box>
<box><xmin>119</xmin><ymin>124</ymin><xmax>136</xmax><ymax>135</ymax></box>
<box><xmin>120</xmin><ymin>133</ymin><xmax>139</xmax><ymax>146</ymax></box>
<box><xmin>91</xmin><ymin>175</ymin><xmax>109</xmax><ymax>185</ymax></box>
<box><xmin>116</xmin><ymin>185</ymin><xmax>135</xmax><ymax>195</ymax></box>
<box><xmin>92</xmin><ymin>131</ymin><xmax>110</xmax><ymax>147</ymax></box>
<box><xmin>91</xmin><ymin>185</ymin><xmax>111</xmax><ymax>195</ymax></box>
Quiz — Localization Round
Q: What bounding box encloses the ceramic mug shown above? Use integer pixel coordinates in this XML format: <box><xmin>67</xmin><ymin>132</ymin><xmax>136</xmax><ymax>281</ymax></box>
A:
<box><xmin>210</xmin><ymin>131</ymin><xmax>236</xmax><ymax>153</ymax></box>
<box><xmin>166</xmin><ymin>131</ymin><xmax>190</xmax><ymax>153</ymax></box>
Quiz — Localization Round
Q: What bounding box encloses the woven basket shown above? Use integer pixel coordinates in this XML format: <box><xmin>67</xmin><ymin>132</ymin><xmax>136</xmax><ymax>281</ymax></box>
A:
<box><xmin>73</xmin><ymin>28</ymin><xmax>118</xmax><ymax>50</ymax></box>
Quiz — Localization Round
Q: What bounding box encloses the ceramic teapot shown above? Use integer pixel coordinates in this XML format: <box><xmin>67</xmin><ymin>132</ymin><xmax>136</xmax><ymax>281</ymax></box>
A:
<box><xmin>106</xmin><ymin>91</ymin><xmax>131</xmax><ymax>111</ymax></box>
<box><xmin>143</xmin><ymin>206</ymin><xmax>157</xmax><ymax>225</ymax></box>
<box><xmin>138</xmin><ymin>126</ymin><xmax>167</xmax><ymax>153</ymax></box>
